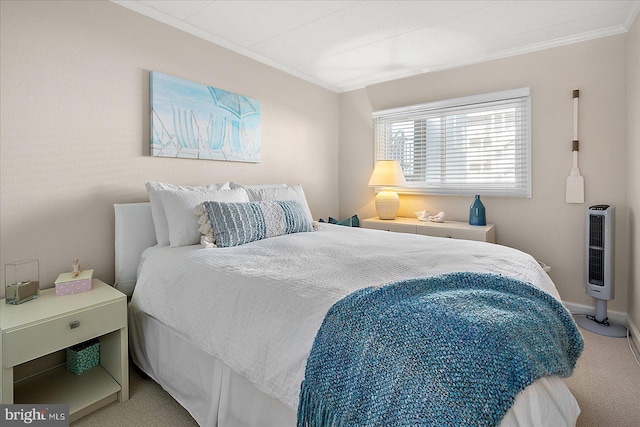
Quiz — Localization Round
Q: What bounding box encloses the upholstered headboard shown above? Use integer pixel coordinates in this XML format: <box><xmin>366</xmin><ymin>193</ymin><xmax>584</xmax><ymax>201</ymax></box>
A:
<box><xmin>114</xmin><ymin>203</ymin><xmax>156</xmax><ymax>296</ymax></box>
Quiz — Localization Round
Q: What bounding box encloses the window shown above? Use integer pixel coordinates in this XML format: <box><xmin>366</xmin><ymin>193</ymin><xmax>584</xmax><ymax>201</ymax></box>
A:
<box><xmin>373</xmin><ymin>88</ymin><xmax>531</xmax><ymax>197</ymax></box>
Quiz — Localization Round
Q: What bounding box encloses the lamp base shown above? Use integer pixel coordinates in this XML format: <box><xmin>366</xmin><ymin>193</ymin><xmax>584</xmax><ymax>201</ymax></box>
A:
<box><xmin>375</xmin><ymin>190</ymin><xmax>400</xmax><ymax>220</ymax></box>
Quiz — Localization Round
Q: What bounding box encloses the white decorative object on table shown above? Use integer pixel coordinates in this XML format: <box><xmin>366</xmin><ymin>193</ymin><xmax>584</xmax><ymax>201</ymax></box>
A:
<box><xmin>415</xmin><ymin>210</ymin><xmax>430</xmax><ymax>222</ymax></box>
<box><xmin>72</xmin><ymin>258</ymin><xmax>82</xmax><ymax>278</ymax></box>
<box><xmin>415</xmin><ymin>210</ymin><xmax>446</xmax><ymax>223</ymax></box>
<box><xmin>430</xmin><ymin>212</ymin><xmax>446</xmax><ymax>223</ymax></box>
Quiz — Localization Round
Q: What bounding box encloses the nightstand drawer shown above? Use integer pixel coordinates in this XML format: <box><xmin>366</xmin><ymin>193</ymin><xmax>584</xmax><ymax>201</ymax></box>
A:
<box><xmin>363</xmin><ymin>221</ymin><xmax>417</xmax><ymax>234</ymax></box>
<box><xmin>4</xmin><ymin>300</ymin><xmax>126</xmax><ymax>367</ymax></box>
<box><xmin>363</xmin><ymin>217</ymin><xmax>496</xmax><ymax>243</ymax></box>
<box><xmin>416</xmin><ymin>226</ymin><xmax>487</xmax><ymax>241</ymax></box>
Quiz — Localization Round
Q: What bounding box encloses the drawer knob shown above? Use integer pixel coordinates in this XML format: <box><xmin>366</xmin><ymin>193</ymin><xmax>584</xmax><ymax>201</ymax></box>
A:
<box><xmin>70</xmin><ymin>320</ymin><xmax>80</xmax><ymax>329</ymax></box>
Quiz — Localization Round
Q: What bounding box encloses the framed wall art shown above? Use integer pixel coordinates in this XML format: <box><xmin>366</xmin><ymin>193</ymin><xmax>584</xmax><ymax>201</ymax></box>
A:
<box><xmin>150</xmin><ymin>71</ymin><xmax>261</xmax><ymax>163</ymax></box>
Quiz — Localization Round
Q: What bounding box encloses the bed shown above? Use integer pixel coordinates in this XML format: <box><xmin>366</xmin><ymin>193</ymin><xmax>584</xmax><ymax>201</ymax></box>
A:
<box><xmin>115</xmin><ymin>186</ymin><xmax>582</xmax><ymax>427</ymax></box>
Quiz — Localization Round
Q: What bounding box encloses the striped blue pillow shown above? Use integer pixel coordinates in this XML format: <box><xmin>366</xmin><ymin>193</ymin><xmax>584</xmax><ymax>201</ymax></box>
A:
<box><xmin>203</xmin><ymin>200</ymin><xmax>313</xmax><ymax>247</ymax></box>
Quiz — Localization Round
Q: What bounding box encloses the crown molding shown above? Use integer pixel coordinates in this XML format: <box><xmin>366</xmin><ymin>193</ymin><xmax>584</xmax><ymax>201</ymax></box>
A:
<box><xmin>112</xmin><ymin>1</ymin><xmax>638</xmax><ymax>95</ymax></box>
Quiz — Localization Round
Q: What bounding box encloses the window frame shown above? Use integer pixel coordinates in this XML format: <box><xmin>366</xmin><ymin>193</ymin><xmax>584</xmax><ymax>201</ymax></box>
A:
<box><xmin>372</xmin><ymin>88</ymin><xmax>532</xmax><ymax>198</ymax></box>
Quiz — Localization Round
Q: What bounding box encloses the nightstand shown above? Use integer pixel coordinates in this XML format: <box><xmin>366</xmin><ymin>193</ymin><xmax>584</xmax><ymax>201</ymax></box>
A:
<box><xmin>1</xmin><ymin>279</ymin><xmax>128</xmax><ymax>422</ymax></box>
<box><xmin>362</xmin><ymin>217</ymin><xmax>496</xmax><ymax>243</ymax></box>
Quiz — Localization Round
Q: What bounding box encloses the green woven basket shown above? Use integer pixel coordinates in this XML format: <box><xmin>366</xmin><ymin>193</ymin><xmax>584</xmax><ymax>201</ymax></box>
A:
<box><xmin>66</xmin><ymin>339</ymin><xmax>99</xmax><ymax>375</ymax></box>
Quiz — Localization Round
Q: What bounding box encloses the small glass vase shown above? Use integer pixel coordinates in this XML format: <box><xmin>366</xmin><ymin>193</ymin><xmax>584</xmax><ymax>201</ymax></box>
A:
<box><xmin>469</xmin><ymin>195</ymin><xmax>486</xmax><ymax>226</ymax></box>
<box><xmin>5</xmin><ymin>259</ymin><xmax>40</xmax><ymax>305</ymax></box>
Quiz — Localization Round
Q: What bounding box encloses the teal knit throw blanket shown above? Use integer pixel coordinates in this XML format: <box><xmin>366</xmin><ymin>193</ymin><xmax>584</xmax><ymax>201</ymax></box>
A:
<box><xmin>297</xmin><ymin>272</ymin><xmax>584</xmax><ymax>427</ymax></box>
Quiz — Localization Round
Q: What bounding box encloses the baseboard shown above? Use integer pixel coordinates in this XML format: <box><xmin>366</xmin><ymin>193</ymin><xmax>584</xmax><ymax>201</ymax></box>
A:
<box><xmin>563</xmin><ymin>300</ymin><xmax>639</xmax><ymax>348</ymax></box>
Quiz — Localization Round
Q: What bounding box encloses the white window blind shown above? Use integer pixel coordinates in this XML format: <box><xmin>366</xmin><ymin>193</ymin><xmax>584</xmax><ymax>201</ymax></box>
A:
<box><xmin>373</xmin><ymin>88</ymin><xmax>531</xmax><ymax>198</ymax></box>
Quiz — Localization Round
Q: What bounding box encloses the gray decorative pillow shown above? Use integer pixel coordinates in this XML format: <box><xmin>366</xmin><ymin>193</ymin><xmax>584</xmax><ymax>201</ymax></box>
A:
<box><xmin>202</xmin><ymin>200</ymin><xmax>314</xmax><ymax>248</ymax></box>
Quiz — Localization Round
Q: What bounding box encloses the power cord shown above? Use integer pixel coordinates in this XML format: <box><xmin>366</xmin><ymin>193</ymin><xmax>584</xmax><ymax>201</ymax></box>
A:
<box><xmin>571</xmin><ymin>313</ymin><xmax>640</xmax><ymax>368</ymax></box>
<box><xmin>585</xmin><ymin>313</ymin><xmax>609</xmax><ymax>326</ymax></box>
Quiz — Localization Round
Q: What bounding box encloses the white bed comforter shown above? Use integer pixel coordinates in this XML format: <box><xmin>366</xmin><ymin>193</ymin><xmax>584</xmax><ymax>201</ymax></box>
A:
<box><xmin>131</xmin><ymin>224</ymin><xmax>577</xmax><ymax>424</ymax></box>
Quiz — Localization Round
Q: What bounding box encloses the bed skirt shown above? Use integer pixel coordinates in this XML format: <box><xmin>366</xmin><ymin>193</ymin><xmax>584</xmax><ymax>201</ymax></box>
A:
<box><xmin>128</xmin><ymin>301</ymin><xmax>579</xmax><ymax>427</ymax></box>
<box><xmin>128</xmin><ymin>302</ymin><xmax>297</xmax><ymax>427</ymax></box>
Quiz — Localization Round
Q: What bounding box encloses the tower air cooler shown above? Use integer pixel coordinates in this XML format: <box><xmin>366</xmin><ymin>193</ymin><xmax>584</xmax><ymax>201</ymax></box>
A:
<box><xmin>575</xmin><ymin>205</ymin><xmax>626</xmax><ymax>337</ymax></box>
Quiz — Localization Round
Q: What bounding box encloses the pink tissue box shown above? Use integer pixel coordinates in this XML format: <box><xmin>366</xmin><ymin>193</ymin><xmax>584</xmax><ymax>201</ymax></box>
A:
<box><xmin>55</xmin><ymin>269</ymin><xmax>94</xmax><ymax>296</ymax></box>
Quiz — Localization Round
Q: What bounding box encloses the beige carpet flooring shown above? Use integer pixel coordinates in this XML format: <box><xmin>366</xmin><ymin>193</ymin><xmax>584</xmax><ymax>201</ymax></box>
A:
<box><xmin>563</xmin><ymin>327</ymin><xmax>640</xmax><ymax>427</ymax></box>
<box><xmin>72</xmin><ymin>327</ymin><xmax>640</xmax><ymax>427</ymax></box>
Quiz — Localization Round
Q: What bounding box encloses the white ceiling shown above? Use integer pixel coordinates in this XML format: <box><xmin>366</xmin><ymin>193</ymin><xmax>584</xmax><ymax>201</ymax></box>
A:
<box><xmin>113</xmin><ymin>0</ymin><xmax>640</xmax><ymax>93</ymax></box>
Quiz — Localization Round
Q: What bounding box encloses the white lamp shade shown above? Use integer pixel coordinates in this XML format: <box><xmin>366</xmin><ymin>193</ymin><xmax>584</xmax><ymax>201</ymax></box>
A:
<box><xmin>368</xmin><ymin>160</ymin><xmax>407</xmax><ymax>187</ymax></box>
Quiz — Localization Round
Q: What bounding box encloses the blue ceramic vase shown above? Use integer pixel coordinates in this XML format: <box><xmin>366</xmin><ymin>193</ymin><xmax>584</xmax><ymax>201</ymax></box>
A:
<box><xmin>469</xmin><ymin>195</ymin><xmax>486</xmax><ymax>226</ymax></box>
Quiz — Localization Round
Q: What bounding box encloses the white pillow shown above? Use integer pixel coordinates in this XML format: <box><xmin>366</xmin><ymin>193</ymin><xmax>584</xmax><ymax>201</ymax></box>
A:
<box><xmin>229</xmin><ymin>182</ymin><xmax>288</xmax><ymax>190</ymax></box>
<box><xmin>243</xmin><ymin>184</ymin><xmax>313</xmax><ymax>223</ymax></box>
<box><xmin>159</xmin><ymin>187</ymin><xmax>248</xmax><ymax>247</ymax></box>
<box><xmin>145</xmin><ymin>181</ymin><xmax>231</xmax><ymax>246</ymax></box>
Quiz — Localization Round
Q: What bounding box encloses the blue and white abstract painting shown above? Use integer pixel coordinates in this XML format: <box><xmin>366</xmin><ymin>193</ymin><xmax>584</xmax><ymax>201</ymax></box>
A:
<box><xmin>150</xmin><ymin>71</ymin><xmax>261</xmax><ymax>162</ymax></box>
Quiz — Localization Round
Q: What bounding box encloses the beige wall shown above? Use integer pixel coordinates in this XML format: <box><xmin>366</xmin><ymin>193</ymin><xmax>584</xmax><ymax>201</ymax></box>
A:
<box><xmin>0</xmin><ymin>0</ymin><xmax>339</xmax><ymax>293</ymax></box>
<box><xmin>1</xmin><ymin>0</ymin><xmax>636</xmax><ymax>327</ymax></box>
<box><xmin>339</xmin><ymin>35</ymin><xmax>630</xmax><ymax>313</ymax></box>
<box><xmin>627</xmin><ymin>14</ymin><xmax>640</xmax><ymax>332</ymax></box>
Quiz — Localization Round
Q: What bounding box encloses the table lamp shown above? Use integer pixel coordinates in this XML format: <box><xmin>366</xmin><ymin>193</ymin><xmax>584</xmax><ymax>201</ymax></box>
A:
<box><xmin>368</xmin><ymin>160</ymin><xmax>407</xmax><ymax>220</ymax></box>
